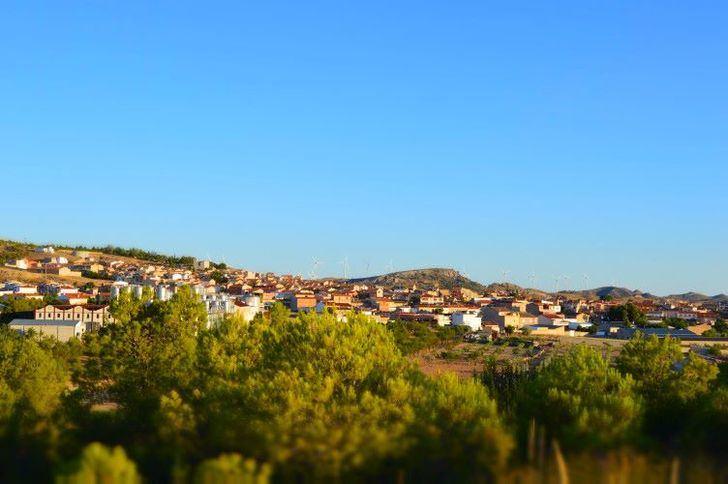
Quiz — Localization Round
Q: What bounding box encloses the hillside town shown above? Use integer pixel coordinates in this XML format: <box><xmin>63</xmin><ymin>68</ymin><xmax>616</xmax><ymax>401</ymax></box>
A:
<box><xmin>2</xmin><ymin>244</ymin><xmax>726</xmax><ymax>343</ymax></box>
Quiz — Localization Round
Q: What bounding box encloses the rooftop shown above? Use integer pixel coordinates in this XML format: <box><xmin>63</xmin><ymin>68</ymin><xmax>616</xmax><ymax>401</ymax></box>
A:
<box><xmin>9</xmin><ymin>318</ymin><xmax>82</xmax><ymax>327</ymax></box>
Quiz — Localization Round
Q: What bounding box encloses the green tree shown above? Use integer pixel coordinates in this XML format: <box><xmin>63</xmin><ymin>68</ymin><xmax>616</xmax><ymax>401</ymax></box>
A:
<box><xmin>616</xmin><ymin>333</ymin><xmax>717</xmax><ymax>407</ymax></box>
<box><xmin>194</xmin><ymin>454</ymin><xmax>271</xmax><ymax>484</ymax></box>
<box><xmin>192</xmin><ymin>310</ymin><xmax>510</xmax><ymax>480</ymax></box>
<box><xmin>0</xmin><ymin>295</ymin><xmax>47</xmax><ymax>323</ymax></box>
<box><xmin>109</xmin><ymin>289</ymin><xmax>146</xmax><ymax>324</ymax></box>
<box><xmin>711</xmin><ymin>318</ymin><xmax>728</xmax><ymax>336</ymax></box>
<box><xmin>664</xmin><ymin>317</ymin><xmax>688</xmax><ymax>329</ymax></box>
<box><xmin>57</xmin><ymin>442</ymin><xmax>140</xmax><ymax>484</ymax></box>
<box><xmin>157</xmin><ymin>285</ymin><xmax>208</xmax><ymax>332</ymax></box>
<box><xmin>407</xmin><ymin>373</ymin><xmax>513</xmax><ymax>481</ymax></box>
<box><xmin>524</xmin><ymin>345</ymin><xmax>641</xmax><ymax>449</ymax></box>
<box><xmin>0</xmin><ymin>328</ymin><xmax>70</xmax><ymax>481</ymax></box>
<box><xmin>267</xmin><ymin>301</ymin><xmax>290</xmax><ymax>325</ymax></box>
<box><xmin>616</xmin><ymin>332</ymin><xmax>718</xmax><ymax>443</ymax></box>
<box><xmin>608</xmin><ymin>303</ymin><xmax>647</xmax><ymax>326</ymax></box>
<box><xmin>209</xmin><ymin>270</ymin><xmax>229</xmax><ymax>285</ymax></box>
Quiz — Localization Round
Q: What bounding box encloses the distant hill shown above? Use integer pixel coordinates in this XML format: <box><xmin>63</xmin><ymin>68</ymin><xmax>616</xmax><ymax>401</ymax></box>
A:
<box><xmin>665</xmin><ymin>292</ymin><xmax>710</xmax><ymax>302</ymax></box>
<box><xmin>349</xmin><ymin>268</ymin><xmax>487</xmax><ymax>293</ymax></box>
<box><xmin>484</xmin><ymin>282</ymin><xmax>550</xmax><ymax>299</ymax></box>
<box><xmin>558</xmin><ymin>286</ymin><xmax>652</xmax><ymax>300</ymax></box>
<box><xmin>665</xmin><ymin>292</ymin><xmax>728</xmax><ymax>303</ymax></box>
<box><xmin>558</xmin><ymin>287</ymin><xmax>727</xmax><ymax>302</ymax></box>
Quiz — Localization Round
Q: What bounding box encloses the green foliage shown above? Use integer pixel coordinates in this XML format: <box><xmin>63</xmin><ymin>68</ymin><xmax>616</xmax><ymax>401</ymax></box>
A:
<box><xmin>480</xmin><ymin>357</ymin><xmax>534</xmax><ymax>417</ymax></box>
<box><xmin>707</xmin><ymin>344</ymin><xmax>726</xmax><ymax>356</ymax></box>
<box><xmin>523</xmin><ymin>345</ymin><xmax>641</xmax><ymax>449</ymax></box>
<box><xmin>0</xmin><ymin>239</ymin><xmax>34</xmax><ymax>264</ymax></box>
<box><xmin>689</xmin><ymin>387</ymin><xmax>728</xmax><ymax>456</ymax></box>
<box><xmin>108</xmin><ymin>288</ymin><xmax>151</xmax><ymax>324</ymax></box>
<box><xmin>57</xmin><ymin>442</ymin><xmax>140</xmax><ymax>484</ymax></box>
<box><xmin>664</xmin><ymin>317</ymin><xmax>688</xmax><ymax>329</ymax></box>
<box><xmin>707</xmin><ymin>318</ymin><xmax>728</xmax><ymax>337</ymax></box>
<box><xmin>0</xmin><ymin>328</ymin><xmax>69</xmax><ymax>437</ymax></box>
<box><xmin>4</xmin><ymin>282</ymin><xmax>728</xmax><ymax>480</ymax></box>
<box><xmin>86</xmin><ymin>287</ymin><xmax>206</xmax><ymax>413</ymax></box>
<box><xmin>66</xmin><ymin>244</ymin><xmax>196</xmax><ymax>268</ymax></box>
<box><xmin>0</xmin><ymin>328</ymin><xmax>71</xmax><ymax>481</ymax></box>
<box><xmin>608</xmin><ymin>302</ymin><xmax>647</xmax><ymax>326</ymax></box>
<box><xmin>616</xmin><ymin>333</ymin><xmax>717</xmax><ymax>407</ymax></box>
<box><xmin>407</xmin><ymin>373</ymin><xmax>512</xmax><ymax>481</ymax></box>
<box><xmin>209</xmin><ymin>270</ymin><xmax>229</xmax><ymax>284</ymax></box>
<box><xmin>386</xmin><ymin>319</ymin><xmax>467</xmax><ymax>355</ymax></box>
<box><xmin>81</xmin><ymin>270</ymin><xmax>113</xmax><ymax>281</ymax></box>
<box><xmin>0</xmin><ymin>295</ymin><xmax>46</xmax><ymax>323</ymax></box>
<box><xmin>75</xmin><ymin>306</ymin><xmax>511</xmax><ymax>480</ymax></box>
<box><xmin>616</xmin><ymin>332</ymin><xmax>718</xmax><ymax>444</ymax></box>
<box><xmin>194</xmin><ymin>454</ymin><xmax>271</xmax><ymax>484</ymax></box>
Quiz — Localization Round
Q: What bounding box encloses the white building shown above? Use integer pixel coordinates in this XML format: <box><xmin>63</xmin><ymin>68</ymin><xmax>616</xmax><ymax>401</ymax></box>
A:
<box><xmin>5</xmin><ymin>258</ymin><xmax>29</xmax><ymax>270</ymax></box>
<box><xmin>451</xmin><ymin>312</ymin><xmax>483</xmax><ymax>331</ymax></box>
<box><xmin>9</xmin><ymin>319</ymin><xmax>85</xmax><ymax>342</ymax></box>
<box><xmin>155</xmin><ymin>284</ymin><xmax>170</xmax><ymax>301</ymax></box>
<box><xmin>109</xmin><ymin>281</ymin><xmax>129</xmax><ymax>299</ymax></box>
<box><xmin>4</xmin><ymin>283</ymin><xmax>38</xmax><ymax>295</ymax></box>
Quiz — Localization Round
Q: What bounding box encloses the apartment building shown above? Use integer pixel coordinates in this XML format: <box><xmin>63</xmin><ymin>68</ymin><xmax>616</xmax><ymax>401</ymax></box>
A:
<box><xmin>34</xmin><ymin>304</ymin><xmax>112</xmax><ymax>331</ymax></box>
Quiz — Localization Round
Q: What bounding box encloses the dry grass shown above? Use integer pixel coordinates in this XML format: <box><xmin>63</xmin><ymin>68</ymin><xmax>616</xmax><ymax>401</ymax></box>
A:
<box><xmin>411</xmin><ymin>336</ymin><xmax>628</xmax><ymax>379</ymax></box>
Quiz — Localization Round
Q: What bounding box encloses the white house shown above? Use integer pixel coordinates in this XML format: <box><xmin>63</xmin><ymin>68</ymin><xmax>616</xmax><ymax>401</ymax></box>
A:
<box><xmin>451</xmin><ymin>312</ymin><xmax>483</xmax><ymax>331</ymax></box>
<box><xmin>4</xmin><ymin>283</ymin><xmax>38</xmax><ymax>295</ymax></box>
<box><xmin>5</xmin><ymin>258</ymin><xmax>29</xmax><ymax>270</ymax></box>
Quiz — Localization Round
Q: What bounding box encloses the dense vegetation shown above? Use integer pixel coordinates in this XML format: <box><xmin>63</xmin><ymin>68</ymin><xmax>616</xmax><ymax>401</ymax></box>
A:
<box><xmin>607</xmin><ymin>302</ymin><xmax>648</xmax><ymax>326</ymax></box>
<box><xmin>386</xmin><ymin>319</ymin><xmax>469</xmax><ymax>355</ymax></box>
<box><xmin>0</xmin><ymin>292</ymin><xmax>727</xmax><ymax>482</ymax></box>
<box><xmin>704</xmin><ymin>318</ymin><xmax>728</xmax><ymax>337</ymax></box>
<box><xmin>0</xmin><ymin>294</ymin><xmax>63</xmax><ymax>324</ymax></box>
<box><xmin>64</xmin><ymin>244</ymin><xmax>197</xmax><ymax>268</ymax></box>
<box><xmin>0</xmin><ymin>239</ymin><xmax>203</xmax><ymax>269</ymax></box>
<box><xmin>0</xmin><ymin>239</ymin><xmax>34</xmax><ymax>264</ymax></box>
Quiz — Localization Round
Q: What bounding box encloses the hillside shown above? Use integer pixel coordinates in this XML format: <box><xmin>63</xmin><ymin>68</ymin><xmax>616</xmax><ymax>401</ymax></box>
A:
<box><xmin>0</xmin><ymin>240</ymin><xmax>35</xmax><ymax>264</ymax></box>
<box><xmin>665</xmin><ymin>292</ymin><xmax>728</xmax><ymax>303</ymax></box>
<box><xmin>1</xmin><ymin>238</ymin><xmax>205</xmax><ymax>268</ymax></box>
<box><xmin>349</xmin><ymin>268</ymin><xmax>487</xmax><ymax>292</ymax></box>
<box><xmin>484</xmin><ymin>282</ymin><xmax>550</xmax><ymax>299</ymax></box>
<box><xmin>558</xmin><ymin>286</ymin><xmax>653</xmax><ymax>300</ymax></box>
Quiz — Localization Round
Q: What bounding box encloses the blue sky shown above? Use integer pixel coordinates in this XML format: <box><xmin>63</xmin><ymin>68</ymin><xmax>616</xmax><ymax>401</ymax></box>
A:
<box><xmin>1</xmin><ymin>1</ymin><xmax>726</xmax><ymax>295</ymax></box>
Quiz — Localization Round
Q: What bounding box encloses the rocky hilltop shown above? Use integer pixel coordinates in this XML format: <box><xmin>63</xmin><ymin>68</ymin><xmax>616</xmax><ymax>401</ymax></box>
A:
<box><xmin>348</xmin><ymin>268</ymin><xmax>487</xmax><ymax>292</ymax></box>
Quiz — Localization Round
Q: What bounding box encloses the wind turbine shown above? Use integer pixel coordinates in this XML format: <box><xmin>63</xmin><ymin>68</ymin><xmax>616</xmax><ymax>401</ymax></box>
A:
<box><xmin>341</xmin><ymin>256</ymin><xmax>350</xmax><ymax>279</ymax></box>
<box><xmin>528</xmin><ymin>272</ymin><xmax>537</xmax><ymax>289</ymax></box>
<box><xmin>561</xmin><ymin>275</ymin><xmax>571</xmax><ymax>291</ymax></box>
<box><xmin>501</xmin><ymin>269</ymin><xmax>511</xmax><ymax>283</ymax></box>
<box><xmin>309</xmin><ymin>257</ymin><xmax>321</xmax><ymax>280</ymax></box>
<box><xmin>583</xmin><ymin>274</ymin><xmax>590</xmax><ymax>291</ymax></box>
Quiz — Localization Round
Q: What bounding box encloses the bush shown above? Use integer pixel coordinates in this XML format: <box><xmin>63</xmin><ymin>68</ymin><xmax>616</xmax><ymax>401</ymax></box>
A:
<box><xmin>195</xmin><ymin>454</ymin><xmax>271</xmax><ymax>484</ymax></box>
<box><xmin>56</xmin><ymin>443</ymin><xmax>140</xmax><ymax>484</ymax></box>
<box><xmin>523</xmin><ymin>345</ymin><xmax>642</xmax><ymax>449</ymax></box>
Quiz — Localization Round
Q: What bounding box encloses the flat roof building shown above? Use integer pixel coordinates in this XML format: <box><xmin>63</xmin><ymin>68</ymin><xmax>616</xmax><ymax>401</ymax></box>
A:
<box><xmin>8</xmin><ymin>319</ymin><xmax>85</xmax><ymax>342</ymax></box>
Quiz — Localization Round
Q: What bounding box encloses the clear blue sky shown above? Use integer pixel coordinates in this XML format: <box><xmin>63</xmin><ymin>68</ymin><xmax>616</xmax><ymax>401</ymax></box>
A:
<box><xmin>2</xmin><ymin>1</ymin><xmax>726</xmax><ymax>295</ymax></box>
